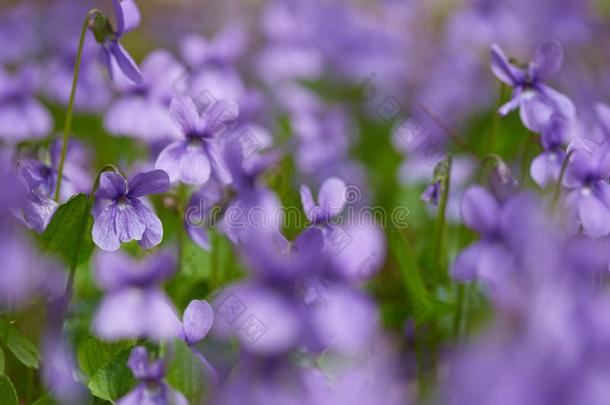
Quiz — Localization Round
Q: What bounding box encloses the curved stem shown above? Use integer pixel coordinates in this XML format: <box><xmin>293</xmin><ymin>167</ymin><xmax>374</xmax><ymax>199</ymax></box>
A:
<box><xmin>54</xmin><ymin>9</ymin><xmax>102</xmax><ymax>202</ymax></box>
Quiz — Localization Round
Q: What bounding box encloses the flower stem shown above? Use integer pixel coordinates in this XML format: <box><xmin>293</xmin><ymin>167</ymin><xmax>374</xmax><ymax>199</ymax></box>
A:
<box><xmin>433</xmin><ymin>156</ymin><xmax>452</xmax><ymax>283</ymax></box>
<box><xmin>62</xmin><ymin>164</ymin><xmax>119</xmax><ymax>312</ymax></box>
<box><xmin>552</xmin><ymin>149</ymin><xmax>574</xmax><ymax>210</ymax></box>
<box><xmin>53</xmin><ymin>9</ymin><xmax>101</xmax><ymax>202</ymax></box>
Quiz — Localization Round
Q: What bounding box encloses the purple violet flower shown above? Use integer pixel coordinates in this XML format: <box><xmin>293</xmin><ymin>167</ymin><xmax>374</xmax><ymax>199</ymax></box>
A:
<box><xmin>94</xmin><ymin>0</ymin><xmax>143</xmax><ymax>84</ymax></box>
<box><xmin>530</xmin><ymin>113</ymin><xmax>570</xmax><ymax>187</ymax></box>
<box><xmin>93</xmin><ymin>250</ymin><xmax>181</xmax><ymax>340</ymax></box>
<box><xmin>117</xmin><ymin>346</ymin><xmax>188</xmax><ymax>405</ymax></box>
<box><xmin>491</xmin><ymin>40</ymin><xmax>575</xmax><ymax>132</ymax></box>
<box><xmin>92</xmin><ymin>170</ymin><xmax>169</xmax><ymax>251</ymax></box>
<box><xmin>563</xmin><ymin>143</ymin><xmax>610</xmax><ymax>238</ymax></box>
<box><xmin>155</xmin><ymin>96</ymin><xmax>237</xmax><ymax>185</ymax></box>
<box><xmin>300</xmin><ymin>177</ymin><xmax>347</xmax><ymax>225</ymax></box>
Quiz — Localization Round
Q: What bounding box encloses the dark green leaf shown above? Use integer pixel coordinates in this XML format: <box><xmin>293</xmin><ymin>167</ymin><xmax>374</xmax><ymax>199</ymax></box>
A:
<box><xmin>0</xmin><ymin>375</ymin><xmax>18</xmax><ymax>405</ymax></box>
<box><xmin>166</xmin><ymin>339</ymin><xmax>207</xmax><ymax>404</ymax></box>
<box><xmin>40</xmin><ymin>193</ymin><xmax>94</xmax><ymax>266</ymax></box>
<box><xmin>6</xmin><ymin>329</ymin><xmax>39</xmax><ymax>369</ymax></box>
<box><xmin>88</xmin><ymin>348</ymin><xmax>136</xmax><ymax>402</ymax></box>
<box><xmin>77</xmin><ymin>337</ymin><xmax>135</xmax><ymax>380</ymax></box>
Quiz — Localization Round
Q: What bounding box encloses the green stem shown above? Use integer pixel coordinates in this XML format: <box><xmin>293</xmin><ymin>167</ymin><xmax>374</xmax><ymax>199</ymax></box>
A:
<box><xmin>177</xmin><ymin>184</ymin><xmax>188</xmax><ymax>272</ymax></box>
<box><xmin>519</xmin><ymin>134</ymin><xmax>536</xmax><ymax>184</ymax></box>
<box><xmin>54</xmin><ymin>9</ymin><xmax>101</xmax><ymax>202</ymax></box>
<box><xmin>433</xmin><ymin>156</ymin><xmax>452</xmax><ymax>283</ymax></box>
<box><xmin>62</xmin><ymin>164</ymin><xmax>119</xmax><ymax>309</ymax></box>
<box><xmin>453</xmin><ymin>284</ymin><xmax>465</xmax><ymax>341</ymax></box>
<box><xmin>487</xmin><ymin>83</ymin><xmax>506</xmax><ymax>154</ymax></box>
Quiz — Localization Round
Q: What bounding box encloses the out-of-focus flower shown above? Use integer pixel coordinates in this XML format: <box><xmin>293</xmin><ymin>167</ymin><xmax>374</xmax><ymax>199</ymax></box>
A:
<box><xmin>491</xmin><ymin>40</ymin><xmax>575</xmax><ymax>132</ymax></box>
<box><xmin>104</xmin><ymin>49</ymin><xmax>185</xmax><ymax>141</ymax></box>
<box><xmin>92</xmin><ymin>0</ymin><xmax>143</xmax><ymax>84</ymax></box>
<box><xmin>93</xmin><ymin>250</ymin><xmax>181</xmax><ymax>340</ymax></box>
<box><xmin>44</xmin><ymin>36</ymin><xmax>112</xmax><ymax>113</ymax></box>
<box><xmin>92</xmin><ymin>170</ymin><xmax>169</xmax><ymax>251</ymax></box>
<box><xmin>117</xmin><ymin>346</ymin><xmax>188</xmax><ymax>405</ymax></box>
<box><xmin>0</xmin><ymin>66</ymin><xmax>52</xmax><ymax>142</ymax></box>
<box><xmin>451</xmin><ymin>186</ymin><xmax>553</xmax><ymax>295</ymax></box>
<box><xmin>180</xmin><ymin>24</ymin><xmax>246</xmax><ymax>69</ymax></box>
<box><xmin>563</xmin><ymin>143</ymin><xmax>610</xmax><ymax>238</ymax></box>
<box><xmin>155</xmin><ymin>96</ymin><xmax>237</xmax><ymax>185</ymax></box>
<box><xmin>530</xmin><ymin>113</ymin><xmax>570</xmax><ymax>187</ymax></box>
<box><xmin>180</xmin><ymin>299</ymin><xmax>219</xmax><ymax>383</ymax></box>
<box><xmin>300</xmin><ymin>177</ymin><xmax>347</xmax><ymax>225</ymax></box>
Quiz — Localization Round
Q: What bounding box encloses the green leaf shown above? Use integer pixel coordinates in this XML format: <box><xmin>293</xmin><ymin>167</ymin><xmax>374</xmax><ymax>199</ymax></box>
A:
<box><xmin>40</xmin><ymin>193</ymin><xmax>94</xmax><ymax>266</ymax></box>
<box><xmin>0</xmin><ymin>347</ymin><xmax>5</xmax><ymax>374</ymax></box>
<box><xmin>88</xmin><ymin>348</ymin><xmax>136</xmax><ymax>402</ymax></box>
<box><xmin>0</xmin><ymin>375</ymin><xmax>18</xmax><ymax>405</ymax></box>
<box><xmin>166</xmin><ymin>339</ymin><xmax>207</xmax><ymax>404</ymax></box>
<box><xmin>6</xmin><ymin>329</ymin><xmax>39</xmax><ymax>369</ymax></box>
<box><xmin>31</xmin><ymin>393</ymin><xmax>60</xmax><ymax>405</ymax></box>
<box><xmin>77</xmin><ymin>337</ymin><xmax>134</xmax><ymax>380</ymax></box>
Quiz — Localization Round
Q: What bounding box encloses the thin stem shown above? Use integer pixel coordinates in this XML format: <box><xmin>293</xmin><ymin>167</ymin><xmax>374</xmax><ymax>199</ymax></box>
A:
<box><xmin>452</xmin><ymin>283</ymin><xmax>464</xmax><ymax>342</ymax></box>
<box><xmin>552</xmin><ymin>149</ymin><xmax>574</xmax><ymax>210</ymax></box>
<box><xmin>487</xmin><ymin>83</ymin><xmax>507</xmax><ymax>155</ymax></box>
<box><xmin>177</xmin><ymin>184</ymin><xmax>188</xmax><ymax>272</ymax></box>
<box><xmin>433</xmin><ymin>156</ymin><xmax>452</xmax><ymax>284</ymax></box>
<box><xmin>519</xmin><ymin>134</ymin><xmax>536</xmax><ymax>184</ymax></box>
<box><xmin>62</xmin><ymin>164</ymin><xmax>119</xmax><ymax>310</ymax></box>
<box><xmin>54</xmin><ymin>9</ymin><xmax>101</xmax><ymax>202</ymax></box>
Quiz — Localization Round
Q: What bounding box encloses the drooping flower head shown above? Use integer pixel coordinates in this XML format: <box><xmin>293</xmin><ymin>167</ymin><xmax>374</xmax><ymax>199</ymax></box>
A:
<box><xmin>90</xmin><ymin>0</ymin><xmax>143</xmax><ymax>84</ymax></box>
<box><xmin>155</xmin><ymin>96</ymin><xmax>238</xmax><ymax>185</ymax></box>
<box><xmin>93</xmin><ymin>250</ymin><xmax>181</xmax><ymax>340</ymax></box>
<box><xmin>491</xmin><ymin>40</ymin><xmax>575</xmax><ymax>132</ymax></box>
<box><xmin>117</xmin><ymin>346</ymin><xmax>188</xmax><ymax>405</ymax></box>
<box><xmin>92</xmin><ymin>169</ymin><xmax>169</xmax><ymax>251</ymax></box>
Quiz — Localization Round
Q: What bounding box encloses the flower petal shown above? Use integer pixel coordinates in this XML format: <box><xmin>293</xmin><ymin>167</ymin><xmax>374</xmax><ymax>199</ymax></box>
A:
<box><xmin>299</xmin><ymin>184</ymin><xmax>317</xmax><ymax>223</ymax></box>
<box><xmin>131</xmin><ymin>199</ymin><xmax>164</xmax><ymax>249</ymax></box>
<box><xmin>169</xmin><ymin>97</ymin><xmax>200</xmax><ymax>135</ymax></box>
<box><xmin>113</xmin><ymin>0</ymin><xmax>141</xmax><ymax>37</ymax></box>
<box><xmin>490</xmin><ymin>44</ymin><xmax>522</xmax><ymax>86</ymax></box>
<box><xmin>92</xmin><ymin>204</ymin><xmax>121</xmax><ymax>251</ymax></box>
<box><xmin>182</xmin><ymin>299</ymin><xmax>214</xmax><ymax>345</ymax></box>
<box><xmin>205</xmin><ymin>141</ymin><xmax>232</xmax><ymax>185</ymax></box>
<box><xmin>201</xmin><ymin>99</ymin><xmax>239</xmax><ymax>136</ymax></box>
<box><xmin>93</xmin><ymin>288</ymin><xmax>181</xmax><ymax>340</ymax></box>
<box><xmin>529</xmin><ymin>39</ymin><xmax>563</xmax><ymax>81</ymax></box>
<box><xmin>128</xmin><ymin>170</ymin><xmax>170</xmax><ymax>198</ymax></box>
<box><xmin>579</xmin><ymin>191</ymin><xmax>610</xmax><ymax>238</ymax></box>
<box><xmin>520</xmin><ymin>91</ymin><xmax>554</xmax><ymax>132</ymax></box>
<box><xmin>451</xmin><ymin>242</ymin><xmax>482</xmax><ymax>281</ymax></box>
<box><xmin>96</xmin><ymin>172</ymin><xmax>127</xmax><ymax>200</ymax></box>
<box><xmin>318</xmin><ymin>177</ymin><xmax>347</xmax><ymax>219</ymax></box>
<box><xmin>114</xmin><ymin>202</ymin><xmax>146</xmax><ymax>243</ymax></box>
<box><xmin>109</xmin><ymin>41</ymin><xmax>143</xmax><ymax>85</ymax></box>
<box><xmin>460</xmin><ymin>186</ymin><xmax>500</xmax><ymax>235</ymax></box>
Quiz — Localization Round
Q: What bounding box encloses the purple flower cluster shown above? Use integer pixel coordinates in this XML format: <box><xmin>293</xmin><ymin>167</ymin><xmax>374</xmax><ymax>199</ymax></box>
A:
<box><xmin>3</xmin><ymin>0</ymin><xmax>610</xmax><ymax>404</ymax></box>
